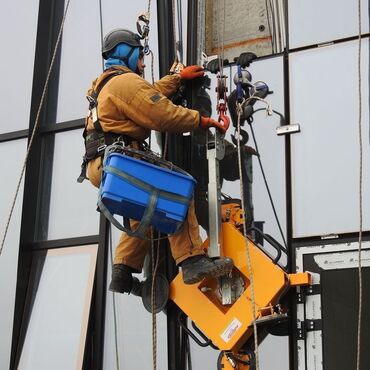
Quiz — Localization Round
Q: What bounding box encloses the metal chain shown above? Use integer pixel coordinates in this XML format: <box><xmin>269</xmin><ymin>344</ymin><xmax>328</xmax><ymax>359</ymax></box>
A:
<box><xmin>356</xmin><ymin>0</ymin><xmax>363</xmax><ymax>368</ymax></box>
<box><xmin>236</xmin><ymin>103</ymin><xmax>259</xmax><ymax>370</ymax></box>
<box><xmin>0</xmin><ymin>0</ymin><xmax>72</xmax><ymax>257</ymax></box>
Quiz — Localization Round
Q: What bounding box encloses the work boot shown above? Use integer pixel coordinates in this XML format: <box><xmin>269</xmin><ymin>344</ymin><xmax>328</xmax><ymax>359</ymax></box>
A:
<box><xmin>181</xmin><ymin>255</ymin><xmax>234</xmax><ymax>285</ymax></box>
<box><xmin>109</xmin><ymin>264</ymin><xmax>134</xmax><ymax>294</ymax></box>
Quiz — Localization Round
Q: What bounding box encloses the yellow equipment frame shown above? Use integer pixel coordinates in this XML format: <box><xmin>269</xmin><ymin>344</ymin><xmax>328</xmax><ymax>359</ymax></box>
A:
<box><xmin>170</xmin><ymin>222</ymin><xmax>311</xmax><ymax>352</ymax></box>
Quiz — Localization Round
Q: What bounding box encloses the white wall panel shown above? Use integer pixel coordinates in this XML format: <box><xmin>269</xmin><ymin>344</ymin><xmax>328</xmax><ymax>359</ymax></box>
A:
<box><xmin>289</xmin><ymin>0</ymin><xmax>369</xmax><ymax>49</ymax></box>
<box><xmin>290</xmin><ymin>39</ymin><xmax>370</xmax><ymax>237</ymax></box>
<box><xmin>0</xmin><ymin>139</ymin><xmax>26</xmax><ymax>368</ymax></box>
<box><xmin>220</xmin><ymin>57</ymin><xmax>287</xmax><ymax>247</ymax></box>
<box><xmin>0</xmin><ymin>0</ymin><xmax>39</xmax><ymax>133</ymax></box>
<box><xmin>48</xmin><ymin>130</ymin><xmax>99</xmax><ymax>239</ymax></box>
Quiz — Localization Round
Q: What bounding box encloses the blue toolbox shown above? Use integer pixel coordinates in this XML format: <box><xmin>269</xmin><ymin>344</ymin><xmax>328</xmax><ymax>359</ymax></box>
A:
<box><xmin>98</xmin><ymin>145</ymin><xmax>196</xmax><ymax>236</ymax></box>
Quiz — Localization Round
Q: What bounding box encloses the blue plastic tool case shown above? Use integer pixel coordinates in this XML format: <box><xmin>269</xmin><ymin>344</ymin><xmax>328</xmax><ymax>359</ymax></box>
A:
<box><xmin>100</xmin><ymin>152</ymin><xmax>196</xmax><ymax>235</ymax></box>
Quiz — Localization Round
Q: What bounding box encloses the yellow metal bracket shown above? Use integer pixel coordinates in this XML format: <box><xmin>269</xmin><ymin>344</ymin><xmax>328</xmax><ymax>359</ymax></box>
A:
<box><xmin>170</xmin><ymin>222</ymin><xmax>311</xmax><ymax>351</ymax></box>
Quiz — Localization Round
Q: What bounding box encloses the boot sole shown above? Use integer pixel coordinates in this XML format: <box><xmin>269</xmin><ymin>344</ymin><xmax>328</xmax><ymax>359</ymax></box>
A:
<box><xmin>109</xmin><ymin>280</ymin><xmax>127</xmax><ymax>294</ymax></box>
<box><xmin>183</xmin><ymin>260</ymin><xmax>234</xmax><ymax>285</ymax></box>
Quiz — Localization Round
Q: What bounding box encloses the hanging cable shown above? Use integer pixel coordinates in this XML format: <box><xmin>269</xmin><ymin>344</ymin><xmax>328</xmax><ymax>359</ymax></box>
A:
<box><xmin>249</xmin><ymin>122</ymin><xmax>287</xmax><ymax>248</ymax></box>
<box><xmin>236</xmin><ymin>103</ymin><xmax>260</xmax><ymax>370</ymax></box>
<box><xmin>0</xmin><ymin>0</ymin><xmax>72</xmax><ymax>257</ymax></box>
<box><xmin>98</xmin><ymin>0</ymin><xmax>104</xmax><ymax>71</ymax></box>
<box><xmin>150</xmin><ymin>228</ymin><xmax>162</xmax><ymax>370</ymax></box>
<box><xmin>109</xmin><ymin>226</ymin><xmax>121</xmax><ymax>370</ymax></box>
<box><xmin>239</xmin><ymin>101</ymin><xmax>287</xmax><ymax>249</ymax></box>
<box><xmin>96</xmin><ymin>4</ymin><xmax>121</xmax><ymax>369</ymax></box>
<box><xmin>356</xmin><ymin>0</ymin><xmax>363</xmax><ymax>368</ymax></box>
<box><xmin>264</xmin><ymin>0</ymin><xmax>274</xmax><ymax>53</ymax></box>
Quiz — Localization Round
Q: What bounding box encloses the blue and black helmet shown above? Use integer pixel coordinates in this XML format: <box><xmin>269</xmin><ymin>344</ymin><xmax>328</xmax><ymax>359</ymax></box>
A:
<box><xmin>102</xmin><ymin>29</ymin><xmax>143</xmax><ymax>59</ymax></box>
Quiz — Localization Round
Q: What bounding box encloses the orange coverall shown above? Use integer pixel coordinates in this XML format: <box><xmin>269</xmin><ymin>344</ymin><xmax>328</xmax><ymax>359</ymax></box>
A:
<box><xmin>86</xmin><ymin>66</ymin><xmax>205</xmax><ymax>271</ymax></box>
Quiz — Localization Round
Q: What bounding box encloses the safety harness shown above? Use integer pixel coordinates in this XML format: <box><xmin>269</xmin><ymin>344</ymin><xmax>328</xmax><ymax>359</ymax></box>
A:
<box><xmin>77</xmin><ymin>69</ymin><xmax>141</xmax><ymax>182</ymax></box>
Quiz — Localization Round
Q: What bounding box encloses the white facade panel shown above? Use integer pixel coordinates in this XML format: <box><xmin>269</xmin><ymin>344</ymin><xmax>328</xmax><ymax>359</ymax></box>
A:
<box><xmin>290</xmin><ymin>39</ymin><xmax>370</xmax><ymax>238</ymax></box>
<box><xmin>221</xmin><ymin>57</ymin><xmax>287</xmax><ymax>247</ymax></box>
<box><xmin>288</xmin><ymin>0</ymin><xmax>370</xmax><ymax>49</ymax></box>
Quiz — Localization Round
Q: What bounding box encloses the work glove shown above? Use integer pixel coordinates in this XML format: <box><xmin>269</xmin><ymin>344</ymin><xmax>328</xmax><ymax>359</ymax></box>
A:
<box><xmin>180</xmin><ymin>65</ymin><xmax>205</xmax><ymax>80</ymax></box>
<box><xmin>200</xmin><ymin>116</ymin><xmax>230</xmax><ymax>134</ymax></box>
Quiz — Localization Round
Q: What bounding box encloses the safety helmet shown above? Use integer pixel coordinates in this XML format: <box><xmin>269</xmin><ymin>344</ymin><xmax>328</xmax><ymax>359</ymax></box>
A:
<box><xmin>102</xmin><ymin>29</ymin><xmax>143</xmax><ymax>59</ymax></box>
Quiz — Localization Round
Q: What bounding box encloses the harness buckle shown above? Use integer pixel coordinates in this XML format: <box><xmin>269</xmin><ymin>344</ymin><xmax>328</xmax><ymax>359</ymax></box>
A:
<box><xmin>97</xmin><ymin>144</ymin><xmax>107</xmax><ymax>153</ymax></box>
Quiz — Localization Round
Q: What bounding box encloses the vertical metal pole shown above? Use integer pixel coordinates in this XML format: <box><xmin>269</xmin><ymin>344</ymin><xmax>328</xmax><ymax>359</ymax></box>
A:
<box><xmin>207</xmin><ymin>131</ymin><xmax>224</xmax><ymax>257</ymax></box>
<box><xmin>282</xmin><ymin>1</ymin><xmax>295</xmax><ymax>370</ymax></box>
<box><xmin>156</xmin><ymin>1</ymin><xmax>184</xmax><ymax>370</ymax></box>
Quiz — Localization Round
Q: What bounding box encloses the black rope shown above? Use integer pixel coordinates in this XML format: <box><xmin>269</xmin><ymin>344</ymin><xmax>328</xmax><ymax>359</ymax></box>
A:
<box><xmin>97</xmin><ymin>4</ymin><xmax>120</xmax><ymax>369</ymax></box>
<box><xmin>264</xmin><ymin>0</ymin><xmax>274</xmax><ymax>53</ymax></box>
<box><xmin>248</xmin><ymin>121</ymin><xmax>287</xmax><ymax>249</ymax></box>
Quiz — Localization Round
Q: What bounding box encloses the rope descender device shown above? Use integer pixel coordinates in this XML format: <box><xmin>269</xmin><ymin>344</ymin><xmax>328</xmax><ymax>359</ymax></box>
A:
<box><xmin>136</xmin><ymin>12</ymin><xmax>151</xmax><ymax>55</ymax></box>
<box><xmin>216</xmin><ymin>73</ymin><xmax>230</xmax><ymax>133</ymax></box>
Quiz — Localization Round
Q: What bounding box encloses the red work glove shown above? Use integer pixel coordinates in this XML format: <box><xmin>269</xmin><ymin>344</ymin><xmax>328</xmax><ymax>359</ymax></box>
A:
<box><xmin>180</xmin><ymin>65</ymin><xmax>205</xmax><ymax>80</ymax></box>
<box><xmin>200</xmin><ymin>116</ymin><xmax>230</xmax><ymax>134</ymax></box>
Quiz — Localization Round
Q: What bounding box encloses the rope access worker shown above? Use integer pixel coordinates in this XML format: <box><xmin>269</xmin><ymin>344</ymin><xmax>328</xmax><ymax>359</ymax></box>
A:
<box><xmin>81</xmin><ymin>29</ymin><xmax>233</xmax><ymax>294</ymax></box>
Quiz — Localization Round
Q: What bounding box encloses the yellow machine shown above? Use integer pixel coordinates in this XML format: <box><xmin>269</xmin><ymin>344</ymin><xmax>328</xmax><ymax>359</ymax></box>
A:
<box><xmin>169</xmin><ymin>71</ymin><xmax>310</xmax><ymax>369</ymax></box>
<box><xmin>170</xmin><ymin>197</ymin><xmax>311</xmax><ymax>369</ymax></box>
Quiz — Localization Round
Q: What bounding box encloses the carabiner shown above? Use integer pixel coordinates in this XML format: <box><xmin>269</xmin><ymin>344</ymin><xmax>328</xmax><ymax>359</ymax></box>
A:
<box><xmin>218</xmin><ymin>112</ymin><xmax>230</xmax><ymax>132</ymax></box>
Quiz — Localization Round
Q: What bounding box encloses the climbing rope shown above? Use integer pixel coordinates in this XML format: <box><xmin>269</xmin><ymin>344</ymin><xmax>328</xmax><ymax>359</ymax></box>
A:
<box><xmin>150</xmin><ymin>229</ymin><xmax>161</xmax><ymax>370</ymax></box>
<box><xmin>0</xmin><ymin>0</ymin><xmax>72</xmax><ymax>257</ymax></box>
<box><xmin>236</xmin><ymin>103</ymin><xmax>260</xmax><ymax>370</ymax></box>
<box><xmin>356</xmin><ymin>0</ymin><xmax>363</xmax><ymax>368</ymax></box>
<box><xmin>109</xmin><ymin>226</ymin><xmax>121</xmax><ymax>370</ymax></box>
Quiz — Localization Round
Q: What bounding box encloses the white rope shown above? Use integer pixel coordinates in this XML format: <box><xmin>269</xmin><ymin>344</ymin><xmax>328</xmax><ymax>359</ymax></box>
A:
<box><xmin>236</xmin><ymin>103</ymin><xmax>260</xmax><ymax>370</ymax></box>
<box><xmin>0</xmin><ymin>0</ymin><xmax>72</xmax><ymax>257</ymax></box>
<box><xmin>356</xmin><ymin>0</ymin><xmax>363</xmax><ymax>368</ymax></box>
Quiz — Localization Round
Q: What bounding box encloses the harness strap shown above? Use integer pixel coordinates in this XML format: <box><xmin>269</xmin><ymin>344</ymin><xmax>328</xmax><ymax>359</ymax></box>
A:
<box><xmin>87</xmin><ymin>70</ymin><xmax>126</xmax><ymax>133</ymax></box>
<box><xmin>104</xmin><ymin>165</ymin><xmax>190</xmax><ymax>205</ymax></box>
<box><xmin>97</xmin><ymin>189</ymin><xmax>159</xmax><ymax>238</ymax></box>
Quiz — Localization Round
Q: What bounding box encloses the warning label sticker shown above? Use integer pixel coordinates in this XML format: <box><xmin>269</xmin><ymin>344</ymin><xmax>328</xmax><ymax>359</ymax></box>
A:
<box><xmin>220</xmin><ymin>318</ymin><xmax>242</xmax><ymax>343</ymax></box>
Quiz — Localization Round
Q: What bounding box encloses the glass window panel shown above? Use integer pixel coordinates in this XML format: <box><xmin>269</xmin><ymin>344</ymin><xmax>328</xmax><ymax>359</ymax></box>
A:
<box><xmin>290</xmin><ymin>39</ymin><xmax>370</xmax><ymax>237</ymax></box>
<box><xmin>0</xmin><ymin>139</ymin><xmax>27</xmax><ymax>368</ymax></box>
<box><xmin>57</xmin><ymin>0</ymin><xmax>161</xmax><ymax>121</ymax></box>
<box><xmin>288</xmin><ymin>0</ymin><xmax>369</xmax><ymax>49</ymax></box>
<box><xmin>48</xmin><ymin>130</ymin><xmax>99</xmax><ymax>239</ymax></box>
<box><xmin>103</xmin><ymin>227</ymin><xmax>168</xmax><ymax>369</ymax></box>
<box><xmin>0</xmin><ymin>0</ymin><xmax>39</xmax><ymax>133</ymax></box>
<box><xmin>56</xmin><ymin>0</ymin><xmax>102</xmax><ymax>123</ymax></box>
<box><xmin>18</xmin><ymin>245</ymin><xmax>97</xmax><ymax>370</ymax></box>
<box><xmin>102</xmin><ymin>0</ymin><xmax>160</xmax><ymax>83</ymax></box>
<box><xmin>207</xmin><ymin>57</ymin><xmax>286</xmax><ymax>246</ymax></box>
